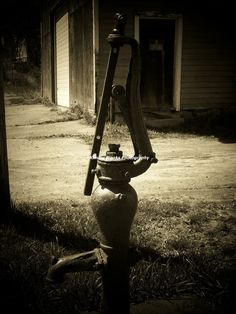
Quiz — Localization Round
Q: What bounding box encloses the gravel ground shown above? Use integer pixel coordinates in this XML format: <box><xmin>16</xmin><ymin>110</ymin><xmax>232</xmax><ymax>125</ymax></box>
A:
<box><xmin>5</xmin><ymin>103</ymin><xmax>236</xmax><ymax>204</ymax></box>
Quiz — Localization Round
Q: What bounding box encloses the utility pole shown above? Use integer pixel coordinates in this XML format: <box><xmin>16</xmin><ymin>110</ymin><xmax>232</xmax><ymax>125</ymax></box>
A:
<box><xmin>0</xmin><ymin>56</ymin><xmax>11</xmax><ymax>213</ymax></box>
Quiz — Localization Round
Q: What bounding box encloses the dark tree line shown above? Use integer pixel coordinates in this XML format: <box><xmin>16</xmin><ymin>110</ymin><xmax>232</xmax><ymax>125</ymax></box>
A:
<box><xmin>0</xmin><ymin>0</ymin><xmax>41</xmax><ymax>70</ymax></box>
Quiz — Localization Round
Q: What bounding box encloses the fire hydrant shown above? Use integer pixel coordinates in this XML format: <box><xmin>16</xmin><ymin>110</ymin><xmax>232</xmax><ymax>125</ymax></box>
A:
<box><xmin>47</xmin><ymin>13</ymin><xmax>157</xmax><ymax>314</ymax></box>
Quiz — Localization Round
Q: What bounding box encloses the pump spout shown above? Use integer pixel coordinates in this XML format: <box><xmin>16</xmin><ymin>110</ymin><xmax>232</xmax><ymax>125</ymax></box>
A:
<box><xmin>46</xmin><ymin>249</ymin><xmax>106</xmax><ymax>283</ymax></box>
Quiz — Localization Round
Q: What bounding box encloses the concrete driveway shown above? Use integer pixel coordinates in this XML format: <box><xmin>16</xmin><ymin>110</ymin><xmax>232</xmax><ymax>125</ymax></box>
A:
<box><xmin>5</xmin><ymin>104</ymin><xmax>236</xmax><ymax>204</ymax></box>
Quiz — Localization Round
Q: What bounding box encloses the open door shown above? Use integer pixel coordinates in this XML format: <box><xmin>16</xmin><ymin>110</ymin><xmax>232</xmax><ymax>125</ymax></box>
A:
<box><xmin>139</xmin><ymin>18</ymin><xmax>175</xmax><ymax>112</ymax></box>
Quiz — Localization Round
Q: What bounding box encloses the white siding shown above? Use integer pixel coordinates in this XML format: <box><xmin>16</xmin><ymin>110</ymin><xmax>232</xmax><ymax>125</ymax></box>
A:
<box><xmin>56</xmin><ymin>13</ymin><xmax>70</xmax><ymax>107</ymax></box>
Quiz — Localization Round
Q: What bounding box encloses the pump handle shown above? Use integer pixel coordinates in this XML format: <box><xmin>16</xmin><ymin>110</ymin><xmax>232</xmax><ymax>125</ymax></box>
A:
<box><xmin>84</xmin><ymin>14</ymin><xmax>126</xmax><ymax>196</ymax></box>
<box><xmin>84</xmin><ymin>13</ymin><xmax>157</xmax><ymax>196</ymax></box>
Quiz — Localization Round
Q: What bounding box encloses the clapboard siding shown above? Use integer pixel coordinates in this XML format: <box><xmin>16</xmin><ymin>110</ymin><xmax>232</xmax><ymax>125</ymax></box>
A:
<box><xmin>41</xmin><ymin>1</ymin><xmax>236</xmax><ymax>112</ymax></box>
<box><xmin>98</xmin><ymin>1</ymin><xmax>236</xmax><ymax>111</ymax></box>
<box><xmin>83</xmin><ymin>0</ymin><xmax>94</xmax><ymax>110</ymax></box>
<box><xmin>70</xmin><ymin>0</ymin><xmax>93</xmax><ymax>110</ymax></box>
<box><xmin>181</xmin><ymin>14</ymin><xmax>236</xmax><ymax>109</ymax></box>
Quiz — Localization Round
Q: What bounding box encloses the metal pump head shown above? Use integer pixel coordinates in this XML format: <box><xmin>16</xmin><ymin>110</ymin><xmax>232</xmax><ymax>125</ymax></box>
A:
<box><xmin>111</xmin><ymin>13</ymin><xmax>127</xmax><ymax>36</ymax></box>
<box><xmin>84</xmin><ymin>13</ymin><xmax>157</xmax><ymax>196</ymax></box>
<box><xmin>106</xmin><ymin>144</ymin><xmax>123</xmax><ymax>158</ymax></box>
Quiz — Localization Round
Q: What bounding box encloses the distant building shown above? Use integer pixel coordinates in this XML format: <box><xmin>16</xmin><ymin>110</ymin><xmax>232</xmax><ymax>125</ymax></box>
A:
<box><xmin>41</xmin><ymin>0</ymin><xmax>236</xmax><ymax>117</ymax></box>
<box><xmin>16</xmin><ymin>39</ymin><xmax>28</xmax><ymax>63</ymax></box>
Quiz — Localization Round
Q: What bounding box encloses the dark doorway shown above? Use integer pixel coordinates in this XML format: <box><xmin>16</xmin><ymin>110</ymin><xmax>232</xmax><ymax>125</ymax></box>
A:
<box><xmin>140</xmin><ymin>18</ymin><xmax>175</xmax><ymax>111</ymax></box>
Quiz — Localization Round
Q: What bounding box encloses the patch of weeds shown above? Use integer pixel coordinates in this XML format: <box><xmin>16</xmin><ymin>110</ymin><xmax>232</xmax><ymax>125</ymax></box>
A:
<box><xmin>207</xmin><ymin>221</ymin><xmax>235</xmax><ymax>237</ymax></box>
<box><xmin>103</xmin><ymin>122</ymin><xmax>161</xmax><ymax>142</ymax></box>
<box><xmin>187</xmin><ymin>210</ymin><xmax>210</xmax><ymax>226</ymax></box>
<box><xmin>56</xmin><ymin>108</ymin><xmax>79</xmax><ymax>122</ymax></box>
<box><xmin>41</xmin><ymin>97</ymin><xmax>56</xmax><ymax>108</ymax></box>
<box><xmin>29</xmin><ymin>133</ymin><xmax>94</xmax><ymax>144</ymax></box>
<box><xmin>83</xmin><ymin>109</ymin><xmax>96</xmax><ymax>126</ymax></box>
<box><xmin>214</xmin><ymin>222</ymin><xmax>231</xmax><ymax>234</ymax></box>
<box><xmin>76</xmin><ymin>133</ymin><xmax>94</xmax><ymax>144</ymax></box>
<box><xmin>105</xmin><ymin>122</ymin><xmax>129</xmax><ymax>138</ymax></box>
<box><xmin>70</xmin><ymin>103</ymin><xmax>84</xmax><ymax>119</ymax></box>
<box><xmin>20</xmin><ymin>91</ymin><xmax>42</xmax><ymax>104</ymax></box>
<box><xmin>165</xmin><ymin>236</ymin><xmax>191</xmax><ymax>252</ymax></box>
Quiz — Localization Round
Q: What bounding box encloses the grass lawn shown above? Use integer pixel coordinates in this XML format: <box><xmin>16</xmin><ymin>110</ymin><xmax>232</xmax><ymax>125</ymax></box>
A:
<box><xmin>2</xmin><ymin>93</ymin><xmax>236</xmax><ymax>312</ymax></box>
<box><xmin>0</xmin><ymin>199</ymin><xmax>235</xmax><ymax>313</ymax></box>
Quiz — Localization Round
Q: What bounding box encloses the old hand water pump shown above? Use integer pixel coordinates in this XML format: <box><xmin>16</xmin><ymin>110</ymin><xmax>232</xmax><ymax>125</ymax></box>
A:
<box><xmin>47</xmin><ymin>13</ymin><xmax>157</xmax><ymax>314</ymax></box>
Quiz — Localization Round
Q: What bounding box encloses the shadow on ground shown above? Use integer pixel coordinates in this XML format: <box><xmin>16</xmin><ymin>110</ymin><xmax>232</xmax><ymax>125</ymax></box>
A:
<box><xmin>149</xmin><ymin>111</ymin><xmax>236</xmax><ymax>144</ymax></box>
<box><xmin>1</xmin><ymin>206</ymin><xmax>236</xmax><ymax>314</ymax></box>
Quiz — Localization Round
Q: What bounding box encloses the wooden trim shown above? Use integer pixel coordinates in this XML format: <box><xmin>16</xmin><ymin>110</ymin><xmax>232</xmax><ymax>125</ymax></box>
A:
<box><xmin>50</xmin><ymin>10</ymin><xmax>56</xmax><ymax>103</ymax></box>
<box><xmin>93</xmin><ymin>0</ymin><xmax>99</xmax><ymax>54</ymax></box>
<box><xmin>54</xmin><ymin>1</ymin><xmax>68</xmax><ymax>22</ymax></box>
<box><xmin>134</xmin><ymin>15</ymin><xmax>139</xmax><ymax>42</ymax></box>
<box><xmin>92</xmin><ymin>0</ymin><xmax>99</xmax><ymax>110</ymax></box>
<box><xmin>40</xmin><ymin>19</ymin><xmax>43</xmax><ymax>97</ymax></box>
<box><xmin>173</xmin><ymin>16</ymin><xmax>183</xmax><ymax>111</ymax></box>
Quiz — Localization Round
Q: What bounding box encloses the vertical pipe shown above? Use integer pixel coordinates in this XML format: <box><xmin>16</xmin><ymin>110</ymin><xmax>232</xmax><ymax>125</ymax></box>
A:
<box><xmin>91</xmin><ymin>181</ymin><xmax>138</xmax><ymax>314</ymax></box>
<box><xmin>101</xmin><ymin>246</ymin><xmax>130</xmax><ymax>314</ymax></box>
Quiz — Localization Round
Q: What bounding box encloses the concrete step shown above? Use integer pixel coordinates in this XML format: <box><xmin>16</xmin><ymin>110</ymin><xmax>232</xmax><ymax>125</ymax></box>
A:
<box><xmin>143</xmin><ymin>111</ymin><xmax>184</xmax><ymax>129</ymax></box>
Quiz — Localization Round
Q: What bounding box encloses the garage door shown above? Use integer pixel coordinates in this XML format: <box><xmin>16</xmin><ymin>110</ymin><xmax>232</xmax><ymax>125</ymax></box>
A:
<box><xmin>56</xmin><ymin>13</ymin><xmax>69</xmax><ymax>107</ymax></box>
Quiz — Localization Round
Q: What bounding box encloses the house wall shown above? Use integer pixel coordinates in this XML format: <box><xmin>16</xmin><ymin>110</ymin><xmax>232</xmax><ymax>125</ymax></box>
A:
<box><xmin>181</xmin><ymin>11</ymin><xmax>236</xmax><ymax>110</ymax></box>
<box><xmin>41</xmin><ymin>0</ymin><xmax>94</xmax><ymax>110</ymax></box>
<box><xmin>41</xmin><ymin>1</ymin><xmax>236</xmax><ymax>112</ymax></box>
<box><xmin>97</xmin><ymin>1</ymin><xmax>236</xmax><ymax>111</ymax></box>
<box><xmin>69</xmin><ymin>0</ymin><xmax>94</xmax><ymax>110</ymax></box>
